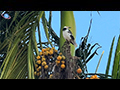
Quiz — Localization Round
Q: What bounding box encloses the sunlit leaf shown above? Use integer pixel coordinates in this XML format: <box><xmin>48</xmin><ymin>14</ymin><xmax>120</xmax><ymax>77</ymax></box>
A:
<box><xmin>112</xmin><ymin>35</ymin><xmax>120</xmax><ymax>79</ymax></box>
<box><xmin>105</xmin><ymin>36</ymin><xmax>115</xmax><ymax>78</ymax></box>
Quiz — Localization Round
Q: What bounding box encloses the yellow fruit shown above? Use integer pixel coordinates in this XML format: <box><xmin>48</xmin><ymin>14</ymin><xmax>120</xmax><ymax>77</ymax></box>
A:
<box><xmin>51</xmin><ymin>47</ymin><xmax>55</xmax><ymax>50</ymax></box>
<box><xmin>57</xmin><ymin>56</ymin><xmax>62</xmax><ymax>61</ymax></box>
<box><xmin>90</xmin><ymin>75</ymin><xmax>95</xmax><ymax>79</ymax></box>
<box><xmin>37</xmin><ymin>60</ymin><xmax>41</xmax><ymax>64</ymax></box>
<box><xmin>61</xmin><ymin>61</ymin><xmax>65</xmax><ymax>64</ymax></box>
<box><xmin>36</xmin><ymin>68</ymin><xmax>39</xmax><ymax>72</ymax></box>
<box><xmin>49</xmin><ymin>50</ymin><xmax>53</xmax><ymax>55</ymax></box>
<box><xmin>56</xmin><ymin>60</ymin><xmax>60</xmax><ymax>64</ymax></box>
<box><xmin>93</xmin><ymin>75</ymin><xmax>99</xmax><ymax>79</ymax></box>
<box><xmin>94</xmin><ymin>75</ymin><xmax>97</xmax><ymax>78</ymax></box>
<box><xmin>42</xmin><ymin>48</ymin><xmax>46</xmax><ymax>52</ymax></box>
<box><xmin>61</xmin><ymin>64</ymin><xmax>65</xmax><ymax>69</ymax></box>
<box><xmin>86</xmin><ymin>77</ymin><xmax>89</xmax><ymax>79</ymax></box>
<box><xmin>49</xmin><ymin>74</ymin><xmax>53</xmax><ymax>79</ymax></box>
<box><xmin>40</xmin><ymin>52</ymin><xmax>42</xmax><ymax>56</ymax></box>
<box><xmin>42</xmin><ymin>61</ymin><xmax>47</xmax><ymax>66</ymax></box>
<box><xmin>45</xmin><ymin>51</ymin><xmax>49</xmax><ymax>56</ymax></box>
<box><xmin>46</xmin><ymin>47</ymin><xmax>50</xmax><ymax>51</ymax></box>
<box><xmin>59</xmin><ymin>52</ymin><xmax>62</xmax><ymax>55</ymax></box>
<box><xmin>54</xmin><ymin>49</ymin><xmax>58</xmax><ymax>53</ymax></box>
<box><xmin>62</xmin><ymin>55</ymin><xmax>65</xmax><ymax>60</ymax></box>
<box><xmin>42</xmin><ymin>57</ymin><xmax>46</xmax><ymax>61</ymax></box>
<box><xmin>36</xmin><ymin>56</ymin><xmax>40</xmax><ymax>60</ymax></box>
<box><xmin>38</xmin><ymin>66</ymin><xmax>41</xmax><ymax>70</ymax></box>
<box><xmin>34</xmin><ymin>71</ymin><xmax>37</xmax><ymax>75</ymax></box>
<box><xmin>77</xmin><ymin>68</ymin><xmax>82</xmax><ymax>74</ymax></box>
<box><xmin>42</xmin><ymin>56</ymin><xmax>45</xmax><ymax>58</ymax></box>
<box><xmin>35</xmin><ymin>64</ymin><xmax>38</xmax><ymax>68</ymax></box>
<box><xmin>44</xmin><ymin>65</ymin><xmax>48</xmax><ymax>69</ymax></box>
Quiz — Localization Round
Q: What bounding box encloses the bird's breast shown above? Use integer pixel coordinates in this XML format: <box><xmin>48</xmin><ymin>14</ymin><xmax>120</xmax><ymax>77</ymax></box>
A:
<box><xmin>63</xmin><ymin>30</ymin><xmax>71</xmax><ymax>41</ymax></box>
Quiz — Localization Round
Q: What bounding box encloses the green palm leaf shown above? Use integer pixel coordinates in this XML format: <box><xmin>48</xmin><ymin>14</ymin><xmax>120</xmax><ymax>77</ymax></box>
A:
<box><xmin>105</xmin><ymin>36</ymin><xmax>115</xmax><ymax>78</ymax></box>
<box><xmin>0</xmin><ymin>11</ymin><xmax>44</xmax><ymax>79</ymax></box>
<box><xmin>60</xmin><ymin>11</ymin><xmax>76</xmax><ymax>56</ymax></box>
<box><xmin>112</xmin><ymin>35</ymin><xmax>120</xmax><ymax>79</ymax></box>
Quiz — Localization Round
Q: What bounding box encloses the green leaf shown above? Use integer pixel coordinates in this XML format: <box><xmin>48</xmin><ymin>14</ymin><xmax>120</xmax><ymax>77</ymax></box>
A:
<box><xmin>31</xmin><ymin>23</ymin><xmax>39</xmax><ymax>56</ymax></box>
<box><xmin>60</xmin><ymin>11</ymin><xmax>76</xmax><ymax>56</ymax></box>
<box><xmin>42</xmin><ymin>12</ymin><xmax>53</xmax><ymax>47</ymax></box>
<box><xmin>112</xmin><ymin>35</ymin><xmax>120</xmax><ymax>79</ymax></box>
<box><xmin>105</xmin><ymin>36</ymin><xmax>115</xmax><ymax>78</ymax></box>
<box><xmin>28</xmin><ymin>39</ymin><xmax>35</xmax><ymax>79</ymax></box>
<box><xmin>0</xmin><ymin>38</ymin><xmax>20</xmax><ymax>79</ymax></box>
<box><xmin>8</xmin><ymin>11</ymin><xmax>20</xmax><ymax>30</ymax></box>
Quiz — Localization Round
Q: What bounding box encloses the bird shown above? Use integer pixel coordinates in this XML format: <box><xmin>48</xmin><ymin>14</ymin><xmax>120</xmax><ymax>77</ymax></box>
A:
<box><xmin>62</xmin><ymin>26</ymin><xmax>77</xmax><ymax>48</ymax></box>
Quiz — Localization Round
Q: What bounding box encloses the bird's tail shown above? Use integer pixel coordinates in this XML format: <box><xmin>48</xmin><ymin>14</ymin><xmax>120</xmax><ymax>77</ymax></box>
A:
<box><xmin>71</xmin><ymin>40</ymin><xmax>77</xmax><ymax>48</ymax></box>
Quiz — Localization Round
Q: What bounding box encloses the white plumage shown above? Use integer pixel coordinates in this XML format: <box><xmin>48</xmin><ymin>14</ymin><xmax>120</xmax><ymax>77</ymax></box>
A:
<box><xmin>62</xmin><ymin>26</ymin><xmax>77</xmax><ymax>48</ymax></box>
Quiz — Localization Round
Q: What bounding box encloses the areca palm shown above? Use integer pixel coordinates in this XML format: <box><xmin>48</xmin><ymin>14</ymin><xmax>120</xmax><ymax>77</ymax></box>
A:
<box><xmin>0</xmin><ymin>11</ymin><xmax>115</xmax><ymax>79</ymax></box>
<box><xmin>0</xmin><ymin>11</ymin><xmax>78</xmax><ymax>79</ymax></box>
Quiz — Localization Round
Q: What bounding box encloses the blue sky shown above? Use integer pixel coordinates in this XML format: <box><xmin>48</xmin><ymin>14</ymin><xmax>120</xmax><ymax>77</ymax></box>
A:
<box><xmin>36</xmin><ymin>11</ymin><xmax>120</xmax><ymax>75</ymax></box>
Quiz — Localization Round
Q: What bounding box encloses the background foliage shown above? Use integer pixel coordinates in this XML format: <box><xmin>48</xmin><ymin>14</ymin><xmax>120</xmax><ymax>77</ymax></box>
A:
<box><xmin>0</xmin><ymin>11</ymin><xmax>119</xmax><ymax>79</ymax></box>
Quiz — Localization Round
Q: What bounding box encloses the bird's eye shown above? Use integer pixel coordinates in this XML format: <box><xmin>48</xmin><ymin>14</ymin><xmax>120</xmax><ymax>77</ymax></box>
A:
<box><xmin>63</xmin><ymin>28</ymin><xmax>67</xmax><ymax>30</ymax></box>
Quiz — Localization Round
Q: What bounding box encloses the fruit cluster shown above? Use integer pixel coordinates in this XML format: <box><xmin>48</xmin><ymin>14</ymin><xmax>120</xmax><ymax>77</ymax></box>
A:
<box><xmin>55</xmin><ymin>52</ymin><xmax>66</xmax><ymax>69</ymax></box>
<box><xmin>34</xmin><ymin>47</ymin><xmax>58</xmax><ymax>78</ymax></box>
<box><xmin>86</xmin><ymin>75</ymin><xmax>100</xmax><ymax>79</ymax></box>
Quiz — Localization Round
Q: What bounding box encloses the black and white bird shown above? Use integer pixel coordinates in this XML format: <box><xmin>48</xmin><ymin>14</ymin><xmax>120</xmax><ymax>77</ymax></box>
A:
<box><xmin>62</xmin><ymin>26</ymin><xmax>77</xmax><ymax>48</ymax></box>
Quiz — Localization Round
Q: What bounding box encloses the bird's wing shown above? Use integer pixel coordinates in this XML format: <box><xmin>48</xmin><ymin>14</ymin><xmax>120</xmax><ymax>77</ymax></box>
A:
<box><xmin>70</xmin><ymin>35</ymin><xmax>74</xmax><ymax>40</ymax></box>
<box><xmin>68</xmin><ymin>30</ymin><xmax>72</xmax><ymax>34</ymax></box>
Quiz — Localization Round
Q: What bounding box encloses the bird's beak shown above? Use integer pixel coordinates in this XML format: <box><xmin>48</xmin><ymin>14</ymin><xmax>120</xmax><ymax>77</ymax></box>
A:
<box><xmin>68</xmin><ymin>27</ymin><xmax>71</xmax><ymax>29</ymax></box>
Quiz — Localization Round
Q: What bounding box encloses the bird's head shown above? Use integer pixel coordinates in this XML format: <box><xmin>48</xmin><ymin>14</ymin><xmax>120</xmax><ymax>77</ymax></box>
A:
<box><xmin>63</xmin><ymin>26</ymin><xmax>71</xmax><ymax>31</ymax></box>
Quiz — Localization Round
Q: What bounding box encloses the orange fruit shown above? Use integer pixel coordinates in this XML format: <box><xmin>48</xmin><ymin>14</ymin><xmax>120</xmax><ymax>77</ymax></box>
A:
<box><xmin>51</xmin><ymin>47</ymin><xmax>55</xmax><ymax>50</ymax></box>
<box><xmin>61</xmin><ymin>61</ymin><xmax>65</xmax><ymax>64</ymax></box>
<box><xmin>56</xmin><ymin>60</ymin><xmax>60</xmax><ymax>64</ymax></box>
<box><xmin>42</xmin><ymin>48</ymin><xmax>46</xmax><ymax>52</ymax></box>
<box><xmin>54</xmin><ymin>49</ymin><xmax>58</xmax><ymax>53</ymax></box>
<box><xmin>49</xmin><ymin>74</ymin><xmax>53</xmax><ymax>79</ymax></box>
<box><xmin>62</xmin><ymin>55</ymin><xmax>65</xmax><ymax>60</ymax></box>
<box><xmin>37</xmin><ymin>60</ymin><xmax>41</xmax><ymax>64</ymax></box>
<box><xmin>40</xmin><ymin>52</ymin><xmax>43</xmax><ymax>55</ymax></box>
<box><xmin>59</xmin><ymin>52</ymin><xmax>62</xmax><ymax>55</ymax></box>
<box><xmin>34</xmin><ymin>71</ymin><xmax>37</xmax><ymax>76</ymax></box>
<box><xmin>90</xmin><ymin>75</ymin><xmax>95</xmax><ymax>79</ymax></box>
<box><xmin>42</xmin><ymin>57</ymin><xmax>46</xmax><ymax>61</ymax></box>
<box><xmin>44</xmin><ymin>51</ymin><xmax>49</xmax><ymax>56</ymax></box>
<box><xmin>42</xmin><ymin>61</ymin><xmax>47</xmax><ymax>66</ymax></box>
<box><xmin>36</xmin><ymin>56</ymin><xmax>40</xmax><ymax>60</ymax></box>
<box><xmin>94</xmin><ymin>75</ymin><xmax>97</xmax><ymax>78</ymax></box>
<box><xmin>76</xmin><ymin>68</ymin><xmax>82</xmax><ymax>74</ymax></box>
<box><xmin>61</xmin><ymin>64</ymin><xmax>65</xmax><ymax>69</ymax></box>
<box><xmin>46</xmin><ymin>47</ymin><xmax>50</xmax><ymax>51</ymax></box>
<box><xmin>57</xmin><ymin>56</ymin><xmax>62</xmax><ymax>61</ymax></box>
<box><xmin>44</xmin><ymin>65</ymin><xmax>48</xmax><ymax>69</ymax></box>
<box><xmin>35</xmin><ymin>64</ymin><xmax>38</xmax><ymax>68</ymax></box>
<box><xmin>93</xmin><ymin>75</ymin><xmax>99</xmax><ymax>79</ymax></box>
<box><xmin>36</xmin><ymin>68</ymin><xmax>40</xmax><ymax>72</ymax></box>
<box><xmin>49</xmin><ymin>50</ymin><xmax>53</xmax><ymax>55</ymax></box>
<box><xmin>38</xmin><ymin>66</ymin><xmax>41</xmax><ymax>70</ymax></box>
<box><xmin>86</xmin><ymin>77</ymin><xmax>89</xmax><ymax>79</ymax></box>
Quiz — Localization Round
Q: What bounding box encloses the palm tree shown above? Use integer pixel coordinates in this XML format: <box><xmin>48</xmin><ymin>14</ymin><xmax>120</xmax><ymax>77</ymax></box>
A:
<box><xmin>0</xmin><ymin>11</ymin><xmax>116</xmax><ymax>79</ymax></box>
